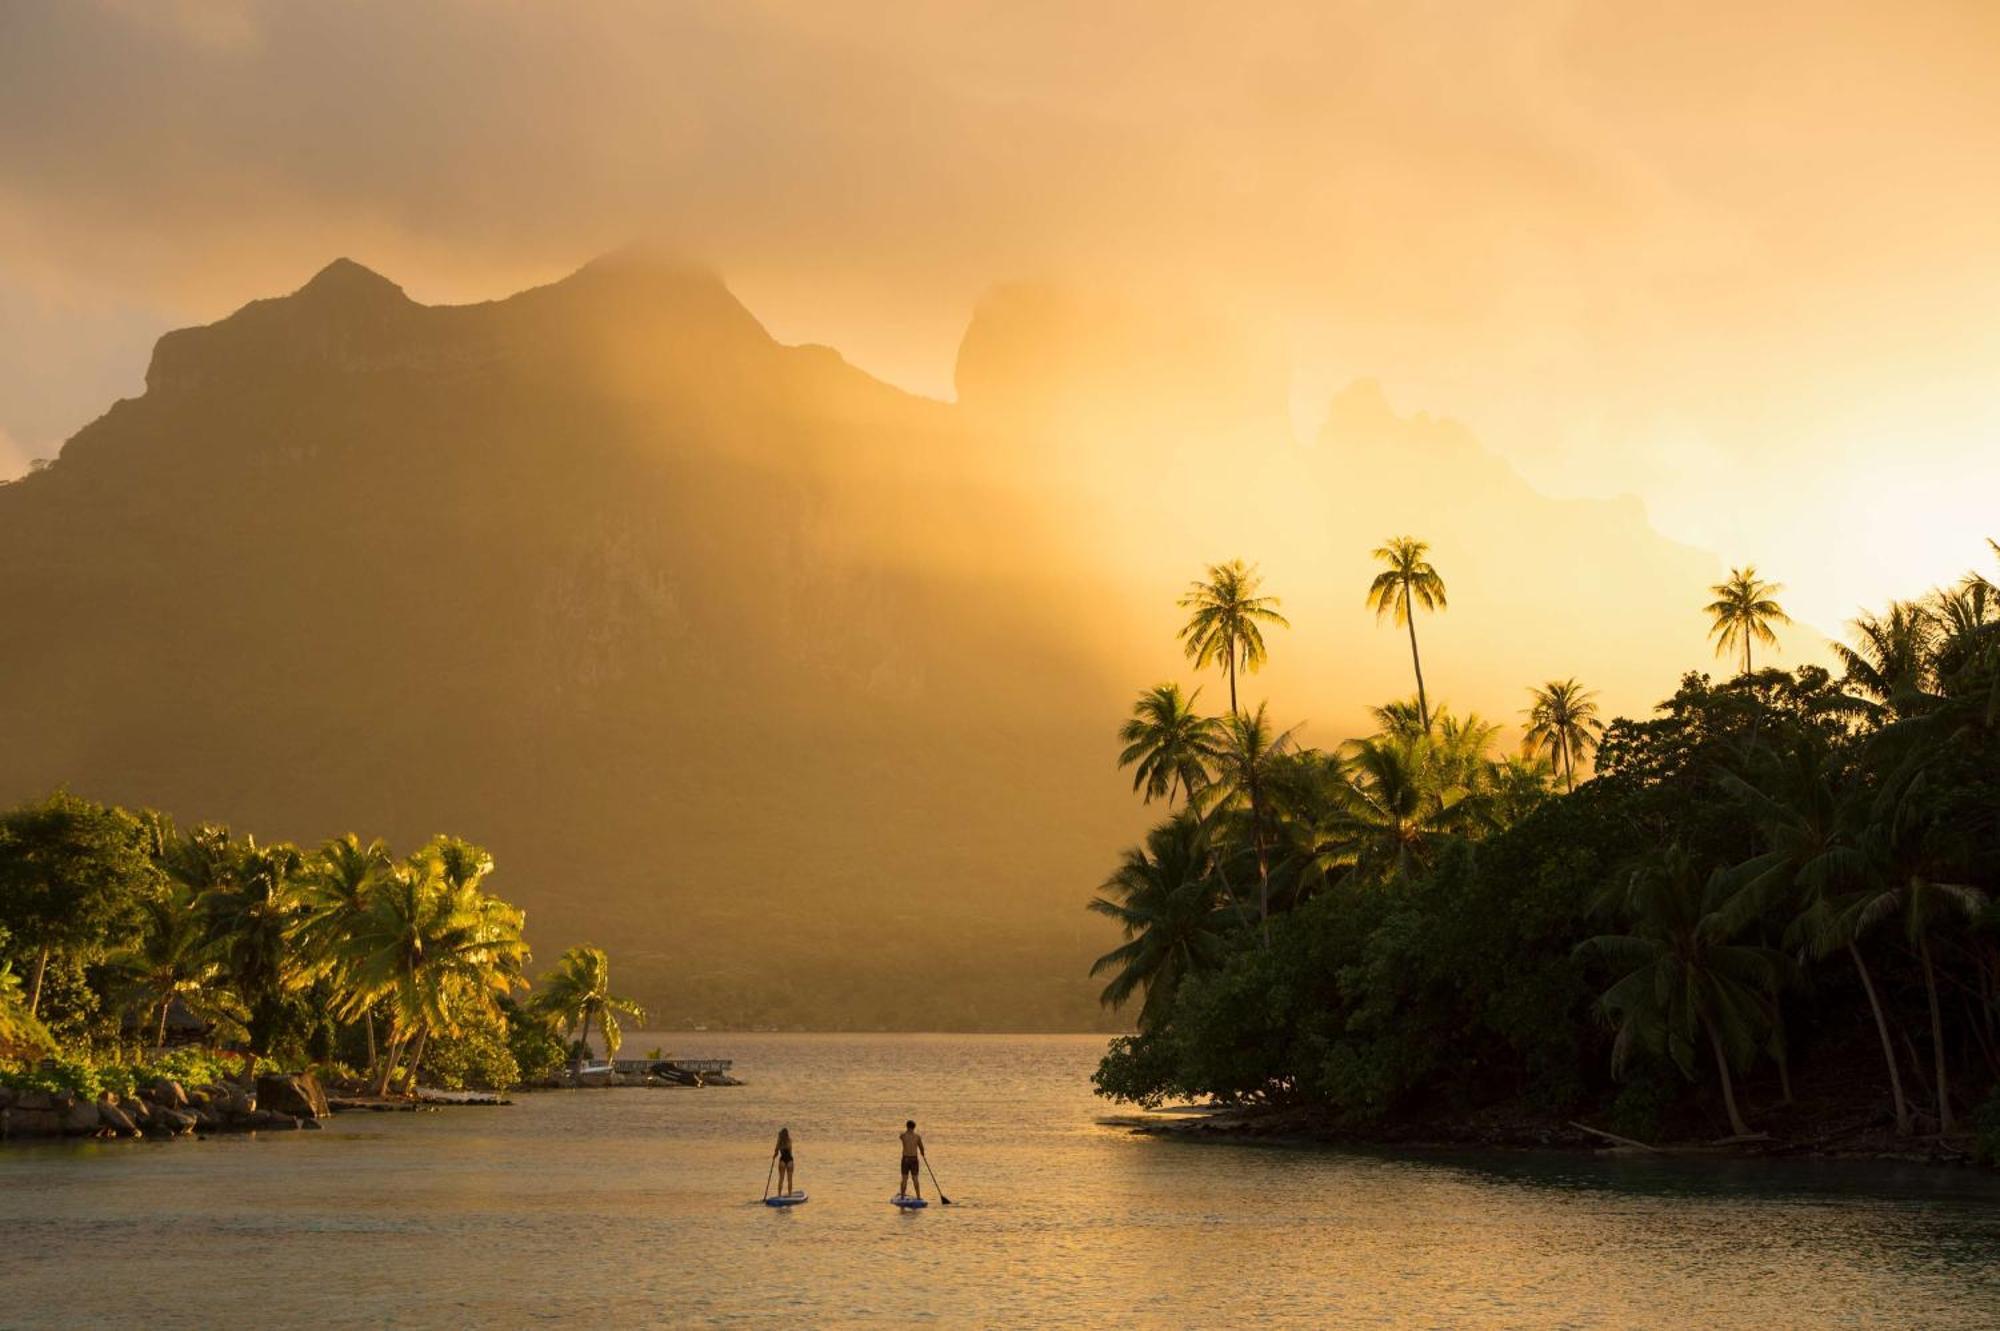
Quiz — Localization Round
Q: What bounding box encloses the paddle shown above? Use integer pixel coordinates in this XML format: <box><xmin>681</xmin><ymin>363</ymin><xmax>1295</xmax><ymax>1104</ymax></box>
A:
<box><xmin>763</xmin><ymin>1153</ymin><xmax>777</xmax><ymax>1202</ymax></box>
<box><xmin>923</xmin><ymin>1154</ymin><xmax>952</xmax><ymax>1205</ymax></box>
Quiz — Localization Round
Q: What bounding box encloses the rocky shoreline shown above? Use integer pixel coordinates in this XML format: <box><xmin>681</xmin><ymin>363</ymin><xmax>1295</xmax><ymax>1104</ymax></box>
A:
<box><xmin>0</xmin><ymin>1071</ymin><xmax>338</xmax><ymax>1141</ymax></box>
<box><xmin>1121</xmin><ymin>1102</ymin><xmax>1985</xmax><ymax>1168</ymax></box>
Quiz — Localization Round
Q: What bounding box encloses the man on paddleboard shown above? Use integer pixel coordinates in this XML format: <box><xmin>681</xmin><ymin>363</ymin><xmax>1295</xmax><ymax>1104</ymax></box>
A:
<box><xmin>898</xmin><ymin>1120</ymin><xmax>925</xmax><ymax>1200</ymax></box>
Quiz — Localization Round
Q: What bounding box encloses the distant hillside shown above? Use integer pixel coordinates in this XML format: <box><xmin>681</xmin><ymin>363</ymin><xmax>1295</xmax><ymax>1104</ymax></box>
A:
<box><xmin>0</xmin><ymin>255</ymin><xmax>1721</xmax><ymax>1028</ymax></box>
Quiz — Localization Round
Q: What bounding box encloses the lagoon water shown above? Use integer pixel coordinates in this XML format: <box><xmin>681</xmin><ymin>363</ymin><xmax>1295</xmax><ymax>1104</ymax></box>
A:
<box><xmin>3</xmin><ymin>1033</ymin><xmax>1999</xmax><ymax>1328</ymax></box>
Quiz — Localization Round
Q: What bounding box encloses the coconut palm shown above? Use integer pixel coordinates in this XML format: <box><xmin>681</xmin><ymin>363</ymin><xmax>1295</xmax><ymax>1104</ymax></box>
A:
<box><xmin>1088</xmin><ymin>813</ymin><xmax>1228</xmax><ymax>1029</ymax></box>
<box><xmin>1522</xmin><ymin>679</ymin><xmax>1604</xmax><ymax>792</ymax></box>
<box><xmin>1198</xmin><ymin>703</ymin><xmax>1299</xmax><ymax>938</ymax></box>
<box><xmin>1721</xmin><ymin>744</ymin><xmax>1912</xmax><ymax>1134</ymax></box>
<box><xmin>0</xmin><ymin>957</ymin><xmax>51</xmax><ymax>1051</ymax></box>
<box><xmin>1117</xmin><ymin>683</ymin><xmax>1223</xmax><ymax>808</ymax></box>
<box><xmin>105</xmin><ymin>883</ymin><xmax>245</xmax><ymax>1047</ymax></box>
<box><xmin>1177</xmin><ymin>560</ymin><xmax>1288</xmax><ymax>717</ymax></box>
<box><xmin>1833</xmin><ymin>600</ymin><xmax>1937</xmax><ymax>718</ymax></box>
<box><xmin>1705</xmin><ymin>567</ymin><xmax>1790</xmax><ymax>675</ymax></box>
<box><xmin>1824</xmin><ymin>858</ymin><xmax>1985</xmax><ymax>1133</ymax></box>
<box><xmin>1366</xmin><ymin>537</ymin><xmax>1447</xmax><ymax>731</ymax></box>
<box><xmin>197</xmin><ymin>836</ymin><xmax>306</xmax><ymax>1058</ymax></box>
<box><xmin>293</xmin><ymin>834</ymin><xmax>395</xmax><ymax>1067</ymax></box>
<box><xmin>1576</xmin><ymin>846</ymin><xmax>1785</xmax><ymax>1139</ymax></box>
<box><xmin>1325</xmin><ymin>731</ymin><xmax>1482</xmax><ymax>884</ymax></box>
<box><xmin>531</xmin><ymin>945</ymin><xmax>646</xmax><ymax>1064</ymax></box>
<box><xmin>337</xmin><ymin>848</ymin><xmax>531</xmax><ymax>1095</ymax></box>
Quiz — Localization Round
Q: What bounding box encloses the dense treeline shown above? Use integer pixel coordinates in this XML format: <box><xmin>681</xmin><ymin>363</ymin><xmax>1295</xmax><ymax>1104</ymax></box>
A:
<box><xmin>0</xmin><ymin>798</ymin><xmax>643</xmax><ymax>1094</ymax></box>
<box><xmin>1091</xmin><ymin>543</ymin><xmax>2000</xmax><ymax>1161</ymax></box>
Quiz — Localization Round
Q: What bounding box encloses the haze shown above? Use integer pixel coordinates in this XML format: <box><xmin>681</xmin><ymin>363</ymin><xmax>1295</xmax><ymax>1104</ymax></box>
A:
<box><xmin>3</xmin><ymin>1</ymin><xmax>1998</xmax><ymax>631</ymax></box>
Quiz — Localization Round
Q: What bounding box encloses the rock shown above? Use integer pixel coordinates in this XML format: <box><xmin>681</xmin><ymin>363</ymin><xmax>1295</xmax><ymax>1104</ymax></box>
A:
<box><xmin>5</xmin><ymin>1108</ymin><xmax>65</xmax><ymax>1137</ymax></box>
<box><xmin>193</xmin><ymin>1106</ymin><xmax>224</xmax><ymax>1130</ymax></box>
<box><xmin>249</xmin><ymin>1109</ymin><xmax>301</xmax><ymax>1131</ymax></box>
<box><xmin>256</xmin><ymin>1072</ymin><xmax>330</xmax><ymax>1120</ymax></box>
<box><xmin>0</xmin><ymin>1087</ymin><xmax>15</xmax><ymax>1110</ymax></box>
<box><xmin>147</xmin><ymin>1106</ymin><xmax>196</xmax><ymax>1136</ymax></box>
<box><xmin>146</xmin><ymin>1080</ymin><xmax>189</xmax><ymax>1109</ymax></box>
<box><xmin>13</xmin><ymin>1090</ymin><xmax>53</xmax><ymax>1113</ymax></box>
<box><xmin>299</xmin><ymin>1117</ymin><xmax>322</xmax><ymax>1130</ymax></box>
<box><xmin>62</xmin><ymin>1100</ymin><xmax>102</xmax><ymax>1134</ymax></box>
<box><xmin>98</xmin><ymin>1103</ymin><xmax>141</xmax><ymax>1137</ymax></box>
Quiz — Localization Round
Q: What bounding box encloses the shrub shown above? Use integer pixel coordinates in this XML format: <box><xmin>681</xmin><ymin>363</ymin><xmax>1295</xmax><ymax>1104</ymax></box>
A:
<box><xmin>423</xmin><ymin>1020</ymin><xmax>521</xmax><ymax>1091</ymax></box>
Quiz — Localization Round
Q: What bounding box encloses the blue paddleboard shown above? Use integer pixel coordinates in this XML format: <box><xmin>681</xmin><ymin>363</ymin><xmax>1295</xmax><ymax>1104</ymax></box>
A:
<box><xmin>765</xmin><ymin>1192</ymin><xmax>809</xmax><ymax>1207</ymax></box>
<box><xmin>891</xmin><ymin>1196</ymin><xmax>928</xmax><ymax>1209</ymax></box>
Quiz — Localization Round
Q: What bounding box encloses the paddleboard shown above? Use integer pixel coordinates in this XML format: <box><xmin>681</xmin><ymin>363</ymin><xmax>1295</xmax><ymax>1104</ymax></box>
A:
<box><xmin>765</xmin><ymin>1192</ymin><xmax>809</xmax><ymax>1207</ymax></box>
<box><xmin>891</xmin><ymin>1196</ymin><xmax>928</xmax><ymax>1209</ymax></box>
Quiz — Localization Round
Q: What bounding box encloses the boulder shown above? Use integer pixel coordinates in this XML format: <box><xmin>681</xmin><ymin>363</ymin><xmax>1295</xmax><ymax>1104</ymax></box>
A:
<box><xmin>249</xmin><ymin>1109</ymin><xmax>301</xmax><ymax>1131</ymax></box>
<box><xmin>146</xmin><ymin>1080</ymin><xmax>189</xmax><ymax>1109</ymax></box>
<box><xmin>0</xmin><ymin>1086</ymin><xmax>15</xmax><ymax>1110</ymax></box>
<box><xmin>98</xmin><ymin>1103</ymin><xmax>141</xmax><ymax>1137</ymax></box>
<box><xmin>256</xmin><ymin>1072</ymin><xmax>330</xmax><ymax>1120</ymax></box>
<box><xmin>225</xmin><ymin>1089</ymin><xmax>256</xmax><ymax>1118</ymax></box>
<box><xmin>61</xmin><ymin>1100</ymin><xmax>102</xmax><ymax>1134</ymax></box>
<box><xmin>146</xmin><ymin>1106</ymin><xmax>195</xmax><ymax>1136</ymax></box>
<box><xmin>5</xmin><ymin>1108</ymin><xmax>64</xmax><ymax>1137</ymax></box>
<box><xmin>12</xmin><ymin>1090</ymin><xmax>53</xmax><ymax>1113</ymax></box>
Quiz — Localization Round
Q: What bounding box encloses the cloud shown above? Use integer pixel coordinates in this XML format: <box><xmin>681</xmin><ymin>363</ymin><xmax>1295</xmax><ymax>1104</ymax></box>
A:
<box><xmin>1</xmin><ymin>0</ymin><xmax>1997</xmax><ymax>616</ymax></box>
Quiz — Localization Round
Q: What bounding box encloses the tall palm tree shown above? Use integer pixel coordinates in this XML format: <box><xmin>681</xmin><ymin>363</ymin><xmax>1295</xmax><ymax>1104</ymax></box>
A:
<box><xmin>1833</xmin><ymin>600</ymin><xmax>1937</xmax><ymax>718</ymax></box>
<box><xmin>1177</xmin><ymin>560</ymin><xmax>1288</xmax><ymax>718</ymax></box>
<box><xmin>197</xmin><ymin>836</ymin><xmax>306</xmax><ymax>1059</ymax></box>
<box><xmin>106</xmin><ymin>883</ymin><xmax>245</xmax><ymax>1048</ymax></box>
<box><xmin>1827</xmin><ymin>858</ymin><xmax>1985</xmax><ymax>1133</ymax></box>
<box><xmin>1705</xmin><ymin>566</ymin><xmax>1790</xmax><ymax>675</ymax></box>
<box><xmin>1198</xmin><ymin>703</ymin><xmax>1298</xmax><ymax>941</ymax></box>
<box><xmin>1088</xmin><ymin>813</ymin><xmax>1228</xmax><ymax>1030</ymax></box>
<box><xmin>1366</xmin><ymin>537</ymin><xmax>1447</xmax><ymax>731</ymax></box>
<box><xmin>1522</xmin><ymin>679</ymin><xmax>1604</xmax><ymax>792</ymax></box>
<box><xmin>293</xmin><ymin>834</ymin><xmax>395</xmax><ymax>1069</ymax></box>
<box><xmin>531</xmin><ymin>945</ymin><xmax>646</xmax><ymax>1064</ymax></box>
<box><xmin>1117</xmin><ymin>683</ymin><xmax>1223</xmax><ymax>807</ymax></box>
<box><xmin>1576</xmin><ymin>846</ymin><xmax>1785</xmax><ymax>1139</ymax></box>
<box><xmin>337</xmin><ymin>849</ymin><xmax>531</xmax><ymax>1095</ymax></box>
<box><xmin>1721</xmin><ymin>745</ymin><xmax>1912</xmax><ymax>1134</ymax></box>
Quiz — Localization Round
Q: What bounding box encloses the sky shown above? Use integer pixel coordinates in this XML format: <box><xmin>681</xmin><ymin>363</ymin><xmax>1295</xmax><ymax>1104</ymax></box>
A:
<box><xmin>2</xmin><ymin>0</ymin><xmax>1997</xmax><ymax>631</ymax></box>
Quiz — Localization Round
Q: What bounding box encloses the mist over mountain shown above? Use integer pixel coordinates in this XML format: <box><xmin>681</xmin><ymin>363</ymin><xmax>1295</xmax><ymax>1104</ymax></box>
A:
<box><xmin>0</xmin><ymin>254</ymin><xmax>1718</xmax><ymax>1029</ymax></box>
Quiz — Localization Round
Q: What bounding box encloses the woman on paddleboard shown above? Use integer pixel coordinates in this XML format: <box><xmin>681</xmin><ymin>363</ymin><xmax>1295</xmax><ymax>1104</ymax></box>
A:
<box><xmin>773</xmin><ymin>1127</ymin><xmax>796</xmax><ymax>1196</ymax></box>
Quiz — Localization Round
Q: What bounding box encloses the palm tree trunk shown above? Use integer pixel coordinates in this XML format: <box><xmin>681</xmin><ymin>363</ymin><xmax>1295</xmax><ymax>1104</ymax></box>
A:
<box><xmin>364</xmin><ymin>1010</ymin><xmax>377</xmax><ymax>1070</ymax></box>
<box><xmin>28</xmin><ymin>943</ymin><xmax>49</xmax><ymax>1017</ymax></box>
<box><xmin>1848</xmin><ymin>942</ymin><xmax>1911</xmax><ymax>1134</ymax></box>
<box><xmin>157</xmin><ymin>997</ymin><xmax>171</xmax><ymax>1049</ymax></box>
<box><xmin>374</xmin><ymin>1031</ymin><xmax>406</xmax><ymax>1097</ymax></box>
<box><xmin>1226</xmin><ymin>645</ymin><xmax>1238</xmax><ymax>718</ymax></box>
<box><xmin>1402</xmin><ymin>588</ymin><xmax>1430</xmax><ymax>732</ymax></box>
<box><xmin>1919</xmin><ymin>930</ymin><xmax>1955</xmax><ymax>1132</ymax></box>
<box><xmin>404</xmin><ymin>1025</ymin><xmax>430</xmax><ymax>1093</ymax></box>
<box><xmin>1706</xmin><ymin>1020</ymin><xmax>1752</xmax><ymax>1138</ymax></box>
<box><xmin>1743</xmin><ymin>634</ymin><xmax>1752</xmax><ymax>675</ymax></box>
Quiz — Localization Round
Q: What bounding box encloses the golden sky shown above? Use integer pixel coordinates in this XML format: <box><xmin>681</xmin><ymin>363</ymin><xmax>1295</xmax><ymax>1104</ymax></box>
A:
<box><xmin>2</xmin><ymin>0</ymin><xmax>1997</xmax><ymax>630</ymax></box>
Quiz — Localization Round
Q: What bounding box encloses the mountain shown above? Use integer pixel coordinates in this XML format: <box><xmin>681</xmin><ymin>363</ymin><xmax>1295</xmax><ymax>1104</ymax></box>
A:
<box><xmin>0</xmin><ymin>254</ymin><xmax>1719</xmax><ymax>1028</ymax></box>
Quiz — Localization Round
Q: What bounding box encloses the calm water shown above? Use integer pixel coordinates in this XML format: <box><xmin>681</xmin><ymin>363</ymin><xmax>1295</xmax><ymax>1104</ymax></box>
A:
<box><xmin>3</xmin><ymin>1034</ymin><xmax>1999</xmax><ymax>1328</ymax></box>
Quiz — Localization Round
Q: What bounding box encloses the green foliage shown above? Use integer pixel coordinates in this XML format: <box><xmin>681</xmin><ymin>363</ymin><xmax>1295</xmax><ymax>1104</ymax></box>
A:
<box><xmin>529</xmin><ymin>945</ymin><xmax>644</xmax><ymax>1059</ymax></box>
<box><xmin>503</xmin><ymin>998</ymin><xmax>570</xmax><ymax>1083</ymax></box>
<box><xmin>422</xmin><ymin>1017</ymin><xmax>521</xmax><ymax>1091</ymax></box>
<box><xmin>1095</xmin><ymin>551</ymin><xmax>2000</xmax><ymax>1153</ymax></box>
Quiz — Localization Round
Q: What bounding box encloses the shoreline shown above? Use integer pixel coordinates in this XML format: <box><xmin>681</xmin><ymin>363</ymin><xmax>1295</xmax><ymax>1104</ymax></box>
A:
<box><xmin>1114</xmin><ymin>1102</ymin><xmax>1985</xmax><ymax>1168</ymax></box>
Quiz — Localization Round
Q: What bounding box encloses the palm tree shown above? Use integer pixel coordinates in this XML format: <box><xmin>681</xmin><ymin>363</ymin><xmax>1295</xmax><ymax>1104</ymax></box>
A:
<box><xmin>293</xmin><ymin>834</ymin><xmax>395</xmax><ymax>1069</ymax></box>
<box><xmin>1522</xmin><ymin>679</ymin><xmax>1604</xmax><ymax>792</ymax></box>
<box><xmin>1705</xmin><ymin>566</ymin><xmax>1790</xmax><ymax>675</ymax></box>
<box><xmin>531</xmin><ymin>945</ymin><xmax>646</xmax><ymax>1064</ymax></box>
<box><xmin>1826</xmin><ymin>858</ymin><xmax>1985</xmax><ymax>1133</ymax></box>
<box><xmin>1366</xmin><ymin>537</ymin><xmax>1447</xmax><ymax>731</ymax></box>
<box><xmin>1576</xmin><ymin>846</ymin><xmax>1785</xmax><ymax>1139</ymax></box>
<box><xmin>1177</xmin><ymin>560</ymin><xmax>1288</xmax><ymax>717</ymax></box>
<box><xmin>1721</xmin><ymin>745</ymin><xmax>1912</xmax><ymax>1134</ymax></box>
<box><xmin>1833</xmin><ymin>600</ymin><xmax>1937</xmax><ymax>718</ymax></box>
<box><xmin>0</xmin><ymin>958</ymin><xmax>51</xmax><ymax>1051</ymax></box>
<box><xmin>1199</xmin><ymin>703</ymin><xmax>1298</xmax><ymax>940</ymax></box>
<box><xmin>337</xmin><ymin>848</ymin><xmax>531</xmax><ymax>1095</ymax></box>
<box><xmin>1117</xmin><ymin>683</ymin><xmax>1223</xmax><ymax>808</ymax></box>
<box><xmin>1088</xmin><ymin>813</ymin><xmax>1228</xmax><ymax>1029</ymax></box>
<box><xmin>1326</xmin><ymin>731</ymin><xmax>1481</xmax><ymax>884</ymax></box>
<box><xmin>106</xmin><ymin>884</ymin><xmax>245</xmax><ymax>1048</ymax></box>
<box><xmin>197</xmin><ymin>836</ymin><xmax>306</xmax><ymax>1059</ymax></box>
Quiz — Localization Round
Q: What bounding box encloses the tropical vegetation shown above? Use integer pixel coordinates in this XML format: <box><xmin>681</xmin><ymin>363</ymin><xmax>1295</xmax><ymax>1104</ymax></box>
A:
<box><xmin>0</xmin><ymin>798</ymin><xmax>642</xmax><ymax>1095</ymax></box>
<box><xmin>1093</xmin><ymin>538</ymin><xmax>2000</xmax><ymax>1163</ymax></box>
